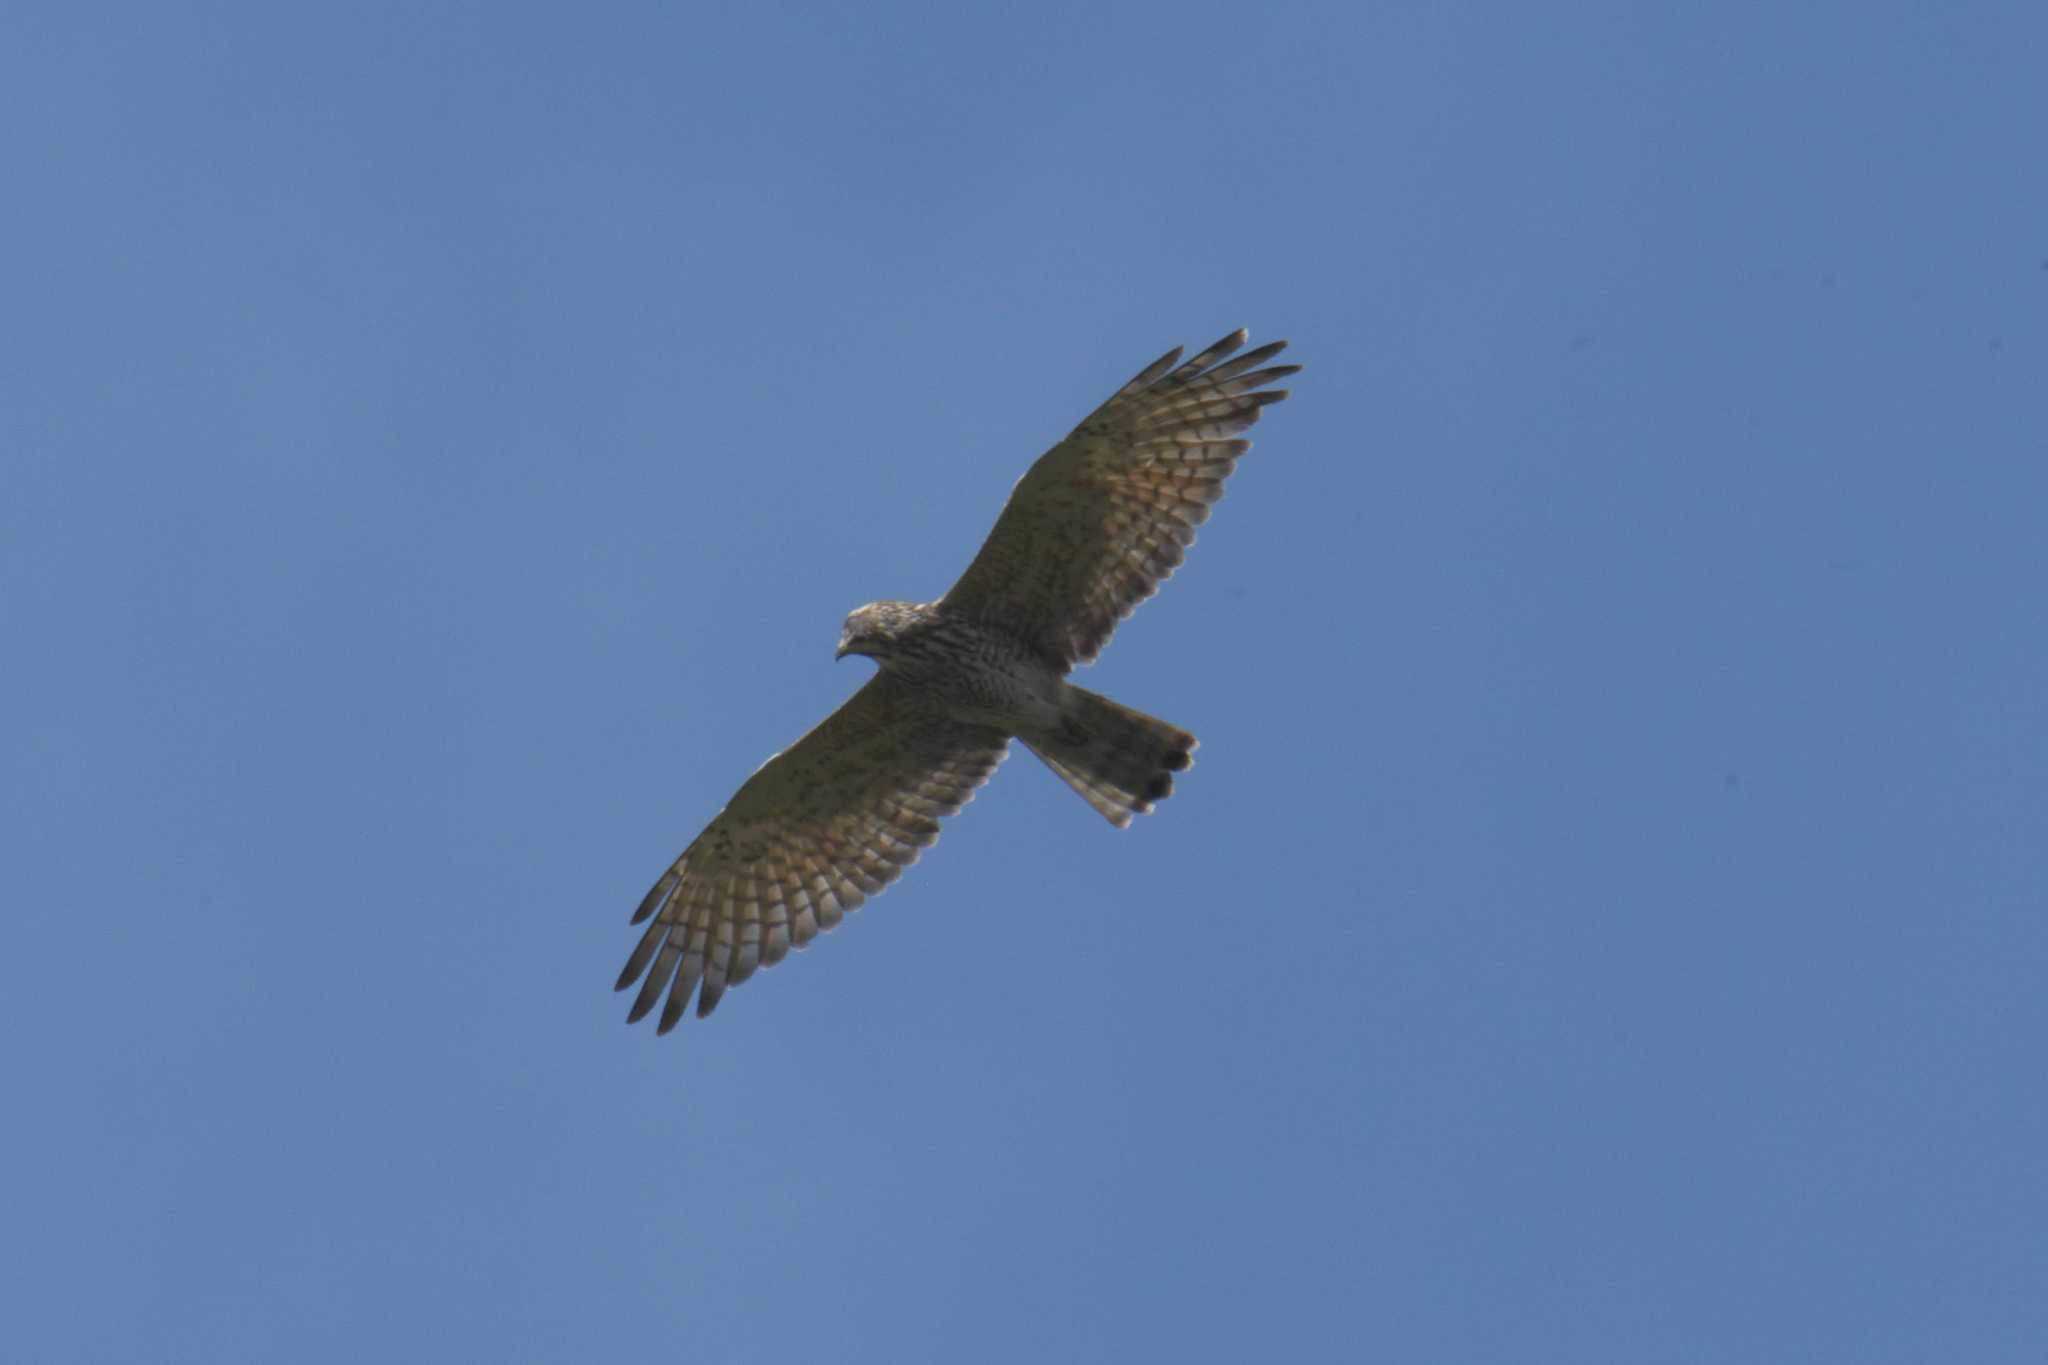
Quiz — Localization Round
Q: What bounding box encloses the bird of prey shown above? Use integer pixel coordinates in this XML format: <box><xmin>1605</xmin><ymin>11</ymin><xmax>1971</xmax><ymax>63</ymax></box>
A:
<box><xmin>618</xmin><ymin>330</ymin><xmax>1297</xmax><ymax>1033</ymax></box>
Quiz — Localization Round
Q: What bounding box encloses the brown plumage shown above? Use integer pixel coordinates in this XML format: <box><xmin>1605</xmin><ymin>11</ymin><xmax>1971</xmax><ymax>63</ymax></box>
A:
<box><xmin>618</xmin><ymin>330</ymin><xmax>1297</xmax><ymax>1033</ymax></box>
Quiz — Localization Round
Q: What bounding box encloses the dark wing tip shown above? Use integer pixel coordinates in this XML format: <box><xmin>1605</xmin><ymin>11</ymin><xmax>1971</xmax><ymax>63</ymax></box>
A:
<box><xmin>1122</xmin><ymin>345</ymin><xmax>1185</xmax><ymax>394</ymax></box>
<box><xmin>632</xmin><ymin>868</ymin><xmax>681</xmax><ymax>925</ymax></box>
<box><xmin>1202</xmin><ymin>339</ymin><xmax>1292</xmax><ymax>384</ymax></box>
<box><xmin>1179</xmin><ymin>330</ymin><xmax>1250</xmax><ymax>376</ymax></box>
<box><xmin>658</xmin><ymin>988</ymin><xmax>690</xmax><ymax>1033</ymax></box>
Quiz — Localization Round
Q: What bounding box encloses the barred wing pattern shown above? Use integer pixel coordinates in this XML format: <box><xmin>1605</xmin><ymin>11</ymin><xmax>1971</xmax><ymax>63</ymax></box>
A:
<box><xmin>617</xmin><ymin>673</ymin><xmax>1009</xmax><ymax>1032</ymax></box>
<box><xmin>942</xmin><ymin>330</ymin><xmax>1296</xmax><ymax>669</ymax></box>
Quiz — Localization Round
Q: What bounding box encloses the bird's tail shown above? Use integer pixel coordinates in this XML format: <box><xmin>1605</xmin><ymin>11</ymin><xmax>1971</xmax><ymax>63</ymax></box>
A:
<box><xmin>1021</xmin><ymin>685</ymin><xmax>1197</xmax><ymax>828</ymax></box>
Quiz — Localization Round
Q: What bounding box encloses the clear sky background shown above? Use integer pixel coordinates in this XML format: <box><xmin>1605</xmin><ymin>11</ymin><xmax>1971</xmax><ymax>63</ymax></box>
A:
<box><xmin>5</xmin><ymin>3</ymin><xmax>2044</xmax><ymax>1361</ymax></box>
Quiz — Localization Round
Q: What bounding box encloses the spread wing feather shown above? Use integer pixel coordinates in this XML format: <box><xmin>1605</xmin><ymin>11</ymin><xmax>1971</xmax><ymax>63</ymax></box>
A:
<box><xmin>617</xmin><ymin>672</ymin><xmax>1009</xmax><ymax>1032</ymax></box>
<box><xmin>941</xmin><ymin>329</ymin><xmax>1296</xmax><ymax>669</ymax></box>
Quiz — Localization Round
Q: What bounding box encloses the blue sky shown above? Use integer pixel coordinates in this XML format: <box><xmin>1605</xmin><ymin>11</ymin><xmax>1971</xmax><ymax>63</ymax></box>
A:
<box><xmin>6</xmin><ymin>2</ymin><xmax>2044</xmax><ymax>1360</ymax></box>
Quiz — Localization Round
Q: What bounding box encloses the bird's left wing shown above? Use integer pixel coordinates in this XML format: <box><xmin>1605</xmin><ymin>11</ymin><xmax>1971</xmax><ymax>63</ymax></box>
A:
<box><xmin>941</xmin><ymin>330</ymin><xmax>1297</xmax><ymax>670</ymax></box>
<box><xmin>618</xmin><ymin>672</ymin><xmax>1009</xmax><ymax>1032</ymax></box>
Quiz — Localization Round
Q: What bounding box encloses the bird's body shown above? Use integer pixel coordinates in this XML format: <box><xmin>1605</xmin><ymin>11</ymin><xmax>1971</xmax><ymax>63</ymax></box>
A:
<box><xmin>839</xmin><ymin>596</ymin><xmax>1198</xmax><ymax>824</ymax></box>
<box><xmin>837</xmin><ymin>600</ymin><xmax>1065</xmax><ymax>733</ymax></box>
<box><xmin>618</xmin><ymin>330</ymin><xmax>1297</xmax><ymax>1033</ymax></box>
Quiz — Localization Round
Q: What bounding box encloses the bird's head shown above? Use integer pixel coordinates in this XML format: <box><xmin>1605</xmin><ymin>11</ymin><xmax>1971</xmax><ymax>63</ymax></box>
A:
<box><xmin>836</xmin><ymin>600</ymin><xmax>924</xmax><ymax>662</ymax></box>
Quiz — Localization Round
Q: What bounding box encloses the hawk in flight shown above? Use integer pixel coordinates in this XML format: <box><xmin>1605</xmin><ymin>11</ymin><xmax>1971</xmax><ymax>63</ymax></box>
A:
<box><xmin>618</xmin><ymin>330</ymin><xmax>1297</xmax><ymax>1032</ymax></box>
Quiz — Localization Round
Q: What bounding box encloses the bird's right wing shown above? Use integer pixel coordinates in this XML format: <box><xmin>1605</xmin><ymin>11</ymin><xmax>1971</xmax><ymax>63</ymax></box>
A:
<box><xmin>618</xmin><ymin>672</ymin><xmax>1009</xmax><ymax>1032</ymax></box>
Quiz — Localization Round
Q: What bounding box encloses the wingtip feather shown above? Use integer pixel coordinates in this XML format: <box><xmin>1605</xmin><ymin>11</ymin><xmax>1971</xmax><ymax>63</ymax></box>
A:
<box><xmin>658</xmin><ymin>988</ymin><xmax>688</xmax><ymax>1032</ymax></box>
<box><xmin>1123</xmin><ymin>345</ymin><xmax>1184</xmax><ymax>394</ymax></box>
<box><xmin>632</xmin><ymin>868</ymin><xmax>680</xmax><ymax>924</ymax></box>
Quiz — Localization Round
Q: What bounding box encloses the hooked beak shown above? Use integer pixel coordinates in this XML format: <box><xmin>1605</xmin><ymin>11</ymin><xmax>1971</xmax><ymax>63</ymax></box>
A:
<box><xmin>834</xmin><ymin>637</ymin><xmax>853</xmax><ymax>661</ymax></box>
